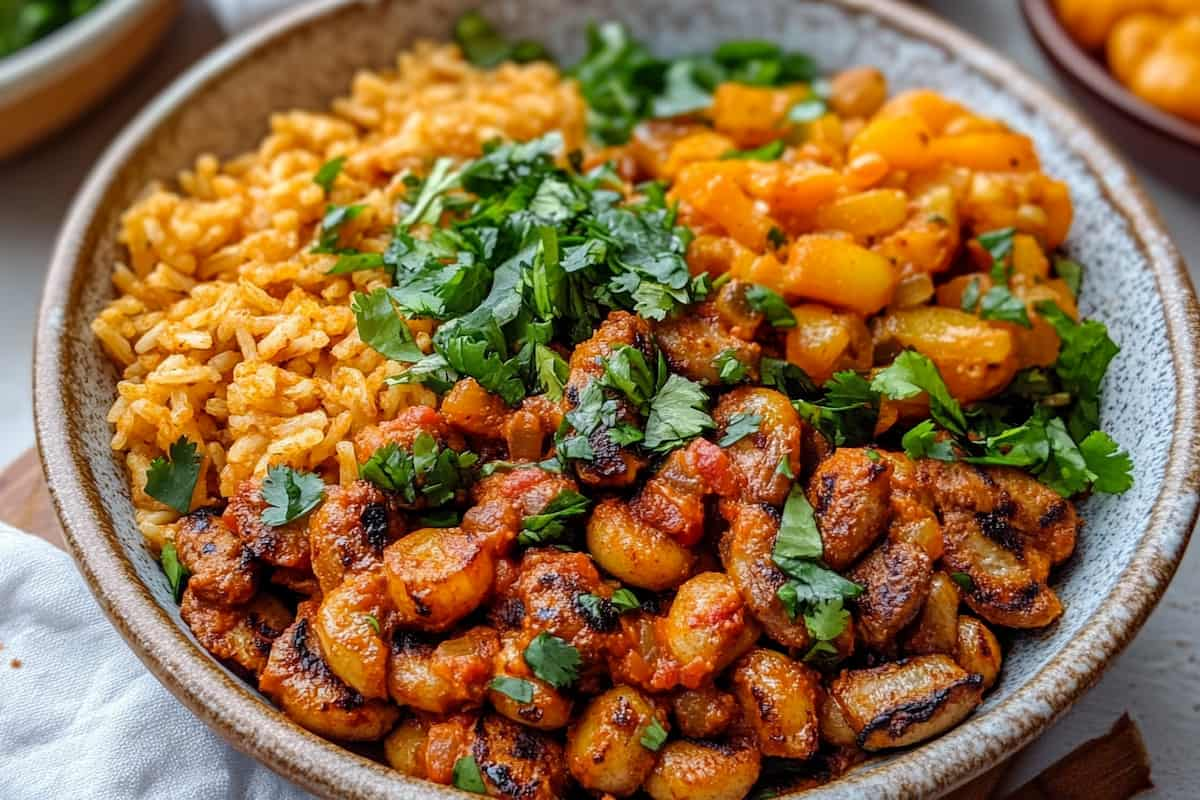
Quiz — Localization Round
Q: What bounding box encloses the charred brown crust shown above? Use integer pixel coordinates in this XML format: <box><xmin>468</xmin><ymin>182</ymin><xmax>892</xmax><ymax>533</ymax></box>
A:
<box><xmin>855</xmin><ymin>672</ymin><xmax>984</xmax><ymax>748</ymax></box>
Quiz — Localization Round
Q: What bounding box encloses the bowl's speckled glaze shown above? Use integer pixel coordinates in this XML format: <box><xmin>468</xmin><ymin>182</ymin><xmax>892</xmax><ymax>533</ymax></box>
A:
<box><xmin>34</xmin><ymin>1</ymin><xmax>1200</xmax><ymax>798</ymax></box>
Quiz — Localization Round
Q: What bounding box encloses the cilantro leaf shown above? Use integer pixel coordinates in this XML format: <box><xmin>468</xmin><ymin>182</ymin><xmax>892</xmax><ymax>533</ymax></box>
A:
<box><xmin>452</xmin><ymin>756</ymin><xmax>487</xmax><ymax>794</ymax></box>
<box><xmin>362</xmin><ymin>614</ymin><xmax>381</xmax><ymax>635</ymax></box>
<box><xmin>803</xmin><ymin>596</ymin><xmax>851</xmax><ymax>642</ymax></box>
<box><xmin>328</xmin><ymin>252</ymin><xmax>385</xmax><ymax>275</ymax></box>
<box><xmin>871</xmin><ymin>351</ymin><xmax>966</xmax><ymax>435</ymax></box>
<box><xmin>145</xmin><ymin>436</ymin><xmax>202</xmax><ymax>514</ymax></box>
<box><xmin>313</xmin><ymin>155</ymin><xmax>345</xmax><ymax>195</ymax></box>
<box><xmin>721</xmin><ymin>140</ymin><xmax>785</xmax><ymax>161</ymax></box>
<box><xmin>794</xmin><ymin>370</ymin><xmax>877</xmax><ymax>446</ymax></box>
<box><xmin>311</xmin><ymin>203</ymin><xmax>365</xmax><ymax>254</ymax></box>
<box><xmin>259</xmin><ymin>465</ymin><xmax>325</xmax><ymax>526</ymax></box>
<box><xmin>351</xmin><ymin>288</ymin><xmax>424</xmax><ymax>363</ymax></box>
<box><xmin>400</xmin><ymin>157</ymin><xmax>461</xmax><ymax>227</ymax></box>
<box><xmin>760</xmin><ymin>357</ymin><xmax>817</xmax><ymax>398</ymax></box>
<box><xmin>745</xmin><ymin>284</ymin><xmax>797</xmax><ymax>328</ymax></box>
<box><xmin>519</xmin><ymin>489</ymin><xmax>591</xmax><ymax>546</ymax></box>
<box><xmin>1078</xmin><ymin>430</ymin><xmax>1134</xmax><ymax>494</ymax></box>
<box><xmin>160</xmin><ymin>541</ymin><xmax>188</xmax><ymax>603</ymax></box>
<box><xmin>1054</xmin><ymin>256</ymin><xmax>1083</xmax><ymax>298</ymax></box>
<box><xmin>610</xmin><ymin>588</ymin><xmax>640</xmax><ymax>612</ymax></box>
<box><xmin>599</xmin><ymin>345</ymin><xmax>657</xmax><ymax>413</ymax></box>
<box><xmin>713</xmin><ymin>348</ymin><xmax>749</xmax><ymax>384</ymax></box>
<box><xmin>718</xmin><ymin>412</ymin><xmax>761</xmax><ymax>447</ymax></box>
<box><xmin>643</xmin><ymin>374</ymin><xmax>714</xmax><ymax>453</ymax></box>
<box><xmin>640</xmin><ymin>717</ymin><xmax>669</xmax><ymax>751</ymax></box>
<box><xmin>901</xmin><ymin>419</ymin><xmax>956</xmax><ymax>462</ymax></box>
<box><xmin>772</xmin><ymin>484</ymin><xmax>823</xmax><ymax>567</ymax></box>
<box><xmin>961</xmin><ymin>276</ymin><xmax>982</xmax><ymax>313</ymax></box>
<box><xmin>358</xmin><ymin>434</ymin><xmax>476</xmax><ymax>507</ymax></box>
<box><xmin>1037</xmin><ymin>301</ymin><xmax>1119</xmax><ymax>440</ymax></box>
<box><xmin>386</xmin><ymin>353</ymin><xmax>459</xmax><ymax>394</ymax></box>
<box><xmin>489</xmin><ymin>676</ymin><xmax>535</xmax><ymax>704</ymax></box>
<box><xmin>979</xmin><ymin>285</ymin><xmax>1031</xmax><ymax>327</ymax></box>
<box><xmin>775</xmin><ymin>455</ymin><xmax>794</xmax><ymax>479</ymax></box>
<box><xmin>523</xmin><ymin>632</ymin><xmax>581</xmax><ymax>688</ymax></box>
<box><xmin>950</xmin><ymin>571</ymin><xmax>974</xmax><ymax>592</ymax></box>
<box><xmin>534</xmin><ymin>344</ymin><xmax>569</xmax><ymax>401</ymax></box>
<box><xmin>978</xmin><ymin>227</ymin><xmax>1015</xmax><ymax>282</ymax></box>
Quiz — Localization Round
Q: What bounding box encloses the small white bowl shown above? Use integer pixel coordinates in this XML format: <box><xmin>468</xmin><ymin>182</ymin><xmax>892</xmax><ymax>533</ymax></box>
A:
<box><xmin>0</xmin><ymin>0</ymin><xmax>178</xmax><ymax>158</ymax></box>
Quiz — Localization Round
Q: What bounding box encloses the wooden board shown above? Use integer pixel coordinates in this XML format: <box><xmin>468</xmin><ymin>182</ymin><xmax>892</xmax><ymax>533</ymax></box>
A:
<box><xmin>0</xmin><ymin>447</ymin><xmax>1152</xmax><ymax>799</ymax></box>
<box><xmin>0</xmin><ymin>448</ymin><xmax>65</xmax><ymax>550</ymax></box>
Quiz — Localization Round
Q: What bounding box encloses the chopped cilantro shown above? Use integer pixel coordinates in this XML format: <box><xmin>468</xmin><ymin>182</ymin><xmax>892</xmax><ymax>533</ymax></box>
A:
<box><xmin>610</xmin><ymin>588</ymin><xmax>641</xmax><ymax>612</ymax></box>
<box><xmin>399</xmin><ymin>157</ymin><xmax>461</xmax><ymax>227</ymax></box>
<box><xmin>721</xmin><ymin>140</ymin><xmax>785</xmax><ymax>161</ymax></box>
<box><xmin>977</xmin><ymin>227</ymin><xmax>1015</xmax><ymax>282</ymax></box>
<box><xmin>145</xmin><ymin>436</ymin><xmax>202</xmax><ymax>514</ymax></box>
<box><xmin>311</xmin><ymin>203</ymin><xmax>365</xmax><ymax>254</ymax></box>
<box><xmin>452</xmin><ymin>755</ymin><xmax>487</xmax><ymax>794</ymax></box>
<box><xmin>979</xmin><ymin>285</ymin><xmax>1031</xmax><ymax>327</ymax></box>
<box><xmin>351</xmin><ymin>288</ymin><xmax>424</xmax><ymax>363</ymax></box>
<box><xmin>950</xmin><ymin>572</ymin><xmax>974</xmax><ymax>592</ymax></box>
<box><xmin>901</xmin><ymin>419</ymin><xmax>956</xmax><ymax>462</ymax></box>
<box><xmin>643</xmin><ymin>374</ymin><xmax>714</xmax><ymax>453</ymax></box>
<box><xmin>794</xmin><ymin>370</ymin><xmax>878</xmax><ymax>446</ymax></box>
<box><xmin>313</xmin><ymin>156</ymin><xmax>345</xmax><ymax>195</ymax></box>
<box><xmin>767</xmin><ymin>226</ymin><xmax>788</xmax><ymax>249</ymax></box>
<box><xmin>358</xmin><ymin>433</ymin><xmax>477</xmax><ymax>507</ymax></box>
<box><xmin>713</xmin><ymin>348</ymin><xmax>749</xmax><ymax>384</ymax></box>
<box><xmin>771</xmin><ymin>484</ymin><xmax>862</xmax><ymax>649</ymax></box>
<box><xmin>362</xmin><ymin>614</ymin><xmax>381</xmax><ymax>635</ymax></box>
<box><xmin>871</xmin><ymin>351</ymin><xmax>966</xmax><ymax>435</ymax></box>
<box><xmin>718</xmin><ymin>412</ymin><xmax>761</xmax><ymax>446</ymax></box>
<box><xmin>1054</xmin><ymin>256</ymin><xmax>1084</xmax><ymax>297</ymax></box>
<box><xmin>259</xmin><ymin>465</ymin><xmax>325</xmax><ymax>526</ymax></box>
<box><xmin>519</xmin><ymin>489</ymin><xmax>591</xmax><ymax>546</ymax></box>
<box><xmin>535</xmin><ymin>344</ymin><xmax>570</xmax><ymax>401</ymax></box>
<box><xmin>745</xmin><ymin>284</ymin><xmax>797</xmax><ymax>328</ymax></box>
<box><xmin>1037</xmin><ymin>301</ymin><xmax>1120</xmax><ymax>440</ymax></box>
<box><xmin>160</xmin><ymin>541</ymin><xmax>188</xmax><ymax>603</ymax></box>
<box><xmin>760</xmin><ymin>357</ymin><xmax>817</xmax><ymax>399</ymax></box>
<box><xmin>523</xmin><ymin>632</ymin><xmax>581</xmax><ymax>688</ymax></box>
<box><xmin>489</xmin><ymin>676</ymin><xmax>535</xmax><ymax>704</ymax></box>
<box><xmin>599</xmin><ymin>345</ymin><xmax>658</xmax><ymax>413</ymax></box>
<box><xmin>775</xmin><ymin>455</ymin><xmax>794</xmax><ymax>479</ymax></box>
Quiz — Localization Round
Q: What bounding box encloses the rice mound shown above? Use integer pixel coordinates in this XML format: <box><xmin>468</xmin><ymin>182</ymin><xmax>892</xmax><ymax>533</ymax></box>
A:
<box><xmin>91</xmin><ymin>43</ymin><xmax>587</xmax><ymax>550</ymax></box>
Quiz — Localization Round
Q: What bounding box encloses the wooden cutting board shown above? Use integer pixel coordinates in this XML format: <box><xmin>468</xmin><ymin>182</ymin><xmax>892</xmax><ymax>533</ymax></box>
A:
<box><xmin>0</xmin><ymin>447</ymin><xmax>1149</xmax><ymax>800</ymax></box>
<box><xmin>0</xmin><ymin>448</ymin><xmax>65</xmax><ymax>550</ymax></box>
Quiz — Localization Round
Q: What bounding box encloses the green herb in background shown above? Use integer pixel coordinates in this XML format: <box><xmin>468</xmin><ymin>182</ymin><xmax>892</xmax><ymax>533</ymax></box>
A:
<box><xmin>1</xmin><ymin>0</ymin><xmax>103</xmax><ymax>58</ymax></box>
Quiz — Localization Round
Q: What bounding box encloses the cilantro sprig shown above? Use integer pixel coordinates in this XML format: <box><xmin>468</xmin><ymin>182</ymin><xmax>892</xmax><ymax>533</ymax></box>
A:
<box><xmin>358</xmin><ymin>433</ymin><xmax>478</xmax><ymax>507</ymax></box>
<box><xmin>523</xmin><ymin>632</ymin><xmax>581</xmax><ymax>688</ymax></box>
<box><xmin>519</xmin><ymin>489</ymin><xmax>591</xmax><ymax>546</ymax></box>
<box><xmin>260</xmin><ymin>465</ymin><xmax>325</xmax><ymax>526</ymax></box>
<box><xmin>771</xmin><ymin>485</ymin><xmax>862</xmax><ymax>655</ymax></box>
<box><xmin>145</xmin><ymin>436</ymin><xmax>202</xmax><ymax>514</ymax></box>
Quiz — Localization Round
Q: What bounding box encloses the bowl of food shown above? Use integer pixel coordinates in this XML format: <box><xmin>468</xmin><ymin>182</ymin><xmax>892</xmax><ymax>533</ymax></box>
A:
<box><xmin>1022</xmin><ymin>0</ymin><xmax>1200</xmax><ymax>149</ymax></box>
<box><xmin>0</xmin><ymin>0</ymin><xmax>179</xmax><ymax>158</ymax></box>
<box><xmin>35</xmin><ymin>0</ymin><xmax>1200</xmax><ymax>798</ymax></box>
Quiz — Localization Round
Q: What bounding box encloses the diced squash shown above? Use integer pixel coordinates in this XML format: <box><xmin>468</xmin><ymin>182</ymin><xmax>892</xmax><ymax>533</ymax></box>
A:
<box><xmin>848</xmin><ymin>113</ymin><xmax>937</xmax><ymax>172</ymax></box>
<box><xmin>711</xmin><ymin>82</ymin><xmax>809</xmax><ymax>146</ymax></box>
<box><xmin>686</xmin><ymin>234</ymin><xmax>756</xmax><ymax>278</ymax></box>
<box><xmin>672</xmin><ymin>164</ymin><xmax>778</xmax><ymax>251</ymax></box>
<box><xmin>874</xmin><ymin>307</ymin><xmax>1018</xmax><ymax>403</ymax></box>
<box><xmin>929</xmin><ymin>133</ymin><xmax>1040</xmax><ymax>172</ymax></box>
<box><xmin>732</xmin><ymin>235</ymin><xmax>897</xmax><ymax>315</ymax></box>
<box><xmin>876</xmin><ymin>89</ymin><xmax>969</xmax><ymax>134</ymax></box>
<box><xmin>813</xmin><ymin>189</ymin><xmax>910</xmax><ymax>238</ymax></box>
<box><xmin>785</xmin><ymin>304</ymin><xmax>872</xmax><ymax>384</ymax></box>
<box><xmin>1011</xmin><ymin>233</ymin><xmax>1050</xmax><ymax>280</ymax></box>
<box><xmin>662</xmin><ymin>131</ymin><xmax>737</xmax><ymax>178</ymax></box>
<box><xmin>740</xmin><ymin>163</ymin><xmax>844</xmax><ymax>217</ymax></box>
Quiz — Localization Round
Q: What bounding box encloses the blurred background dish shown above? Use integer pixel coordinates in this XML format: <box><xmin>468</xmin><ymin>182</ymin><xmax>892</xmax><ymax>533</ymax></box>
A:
<box><xmin>0</xmin><ymin>0</ymin><xmax>178</xmax><ymax>158</ymax></box>
<box><xmin>1022</xmin><ymin>0</ymin><xmax>1200</xmax><ymax>149</ymax></box>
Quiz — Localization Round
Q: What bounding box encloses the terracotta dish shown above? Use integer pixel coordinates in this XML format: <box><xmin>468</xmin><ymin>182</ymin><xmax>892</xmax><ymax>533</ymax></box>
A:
<box><xmin>1021</xmin><ymin>0</ymin><xmax>1200</xmax><ymax>149</ymax></box>
<box><xmin>34</xmin><ymin>1</ymin><xmax>1200</xmax><ymax>798</ymax></box>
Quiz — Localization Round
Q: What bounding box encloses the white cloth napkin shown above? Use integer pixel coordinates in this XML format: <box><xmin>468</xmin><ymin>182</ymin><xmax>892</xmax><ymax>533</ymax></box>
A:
<box><xmin>0</xmin><ymin>524</ymin><xmax>312</xmax><ymax>799</ymax></box>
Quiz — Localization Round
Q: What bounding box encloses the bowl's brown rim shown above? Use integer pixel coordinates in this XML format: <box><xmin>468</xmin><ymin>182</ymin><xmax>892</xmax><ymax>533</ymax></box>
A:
<box><xmin>1020</xmin><ymin>0</ymin><xmax>1200</xmax><ymax>149</ymax></box>
<box><xmin>33</xmin><ymin>0</ymin><xmax>1200</xmax><ymax>798</ymax></box>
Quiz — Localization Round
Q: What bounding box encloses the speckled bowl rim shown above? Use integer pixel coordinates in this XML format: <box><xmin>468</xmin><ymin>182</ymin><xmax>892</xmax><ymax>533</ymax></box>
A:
<box><xmin>33</xmin><ymin>1</ymin><xmax>1200</xmax><ymax>798</ymax></box>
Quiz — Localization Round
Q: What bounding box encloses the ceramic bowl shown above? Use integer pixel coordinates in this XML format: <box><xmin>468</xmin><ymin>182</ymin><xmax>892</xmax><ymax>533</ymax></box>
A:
<box><xmin>1021</xmin><ymin>0</ymin><xmax>1200</xmax><ymax>150</ymax></box>
<box><xmin>0</xmin><ymin>0</ymin><xmax>179</xmax><ymax>159</ymax></box>
<box><xmin>33</xmin><ymin>1</ymin><xmax>1200</xmax><ymax>797</ymax></box>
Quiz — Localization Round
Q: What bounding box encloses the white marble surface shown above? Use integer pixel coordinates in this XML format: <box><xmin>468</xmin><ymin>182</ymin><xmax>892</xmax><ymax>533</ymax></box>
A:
<box><xmin>0</xmin><ymin>1</ymin><xmax>1194</xmax><ymax>796</ymax></box>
